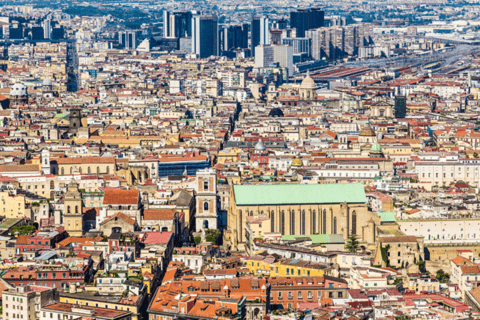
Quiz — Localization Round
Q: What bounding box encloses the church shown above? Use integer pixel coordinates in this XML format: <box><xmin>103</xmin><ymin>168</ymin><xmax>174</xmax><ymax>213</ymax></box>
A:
<box><xmin>224</xmin><ymin>183</ymin><xmax>380</xmax><ymax>251</ymax></box>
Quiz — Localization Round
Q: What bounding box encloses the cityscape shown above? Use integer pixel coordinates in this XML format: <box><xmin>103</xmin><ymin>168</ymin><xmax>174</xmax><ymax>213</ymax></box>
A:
<box><xmin>2</xmin><ymin>0</ymin><xmax>480</xmax><ymax>320</ymax></box>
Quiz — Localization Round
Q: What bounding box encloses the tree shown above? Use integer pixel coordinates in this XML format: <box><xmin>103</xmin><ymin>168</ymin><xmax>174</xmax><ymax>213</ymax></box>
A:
<box><xmin>345</xmin><ymin>233</ymin><xmax>360</xmax><ymax>253</ymax></box>
<box><xmin>194</xmin><ymin>236</ymin><xmax>201</xmax><ymax>245</ymax></box>
<box><xmin>436</xmin><ymin>269</ymin><xmax>450</xmax><ymax>283</ymax></box>
<box><xmin>11</xmin><ymin>225</ymin><xmax>36</xmax><ymax>236</ymax></box>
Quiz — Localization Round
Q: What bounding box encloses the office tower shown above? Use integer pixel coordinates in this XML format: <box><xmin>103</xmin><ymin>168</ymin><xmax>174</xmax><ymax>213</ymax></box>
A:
<box><xmin>395</xmin><ymin>95</ymin><xmax>407</xmax><ymax>118</ymax></box>
<box><xmin>163</xmin><ymin>11</ymin><xmax>192</xmax><ymax>38</ymax></box>
<box><xmin>255</xmin><ymin>44</ymin><xmax>293</xmax><ymax>77</ymax></box>
<box><xmin>192</xmin><ymin>15</ymin><xmax>219</xmax><ymax>58</ymax></box>
<box><xmin>306</xmin><ymin>24</ymin><xmax>370</xmax><ymax>60</ymax></box>
<box><xmin>42</xmin><ymin>19</ymin><xmax>51</xmax><ymax>39</ymax></box>
<box><xmin>119</xmin><ymin>30</ymin><xmax>140</xmax><ymax>49</ymax></box>
<box><xmin>282</xmin><ymin>37</ymin><xmax>311</xmax><ymax>56</ymax></box>
<box><xmin>290</xmin><ymin>8</ymin><xmax>324</xmax><ymax>37</ymax></box>
<box><xmin>270</xmin><ymin>29</ymin><xmax>282</xmax><ymax>45</ymax></box>
<box><xmin>255</xmin><ymin>45</ymin><xmax>274</xmax><ymax>69</ymax></box>
<box><xmin>30</xmin><ymin>26</ymin><xmax>44</xmax><ymax>40</ymax></box>
<box><xmin>222</xmin><ymin>24</ymin><xmax>249</xmax><ymax>52</ymax></box>
<box><xmin>251</xmin><ymin>15</ymin><xmax>269</xmax><ymax>55</ymax></box>
<box><xmin>51</xmin><ymin>26</ymin><xmax>64</xmax><ymax>40</ymax></box>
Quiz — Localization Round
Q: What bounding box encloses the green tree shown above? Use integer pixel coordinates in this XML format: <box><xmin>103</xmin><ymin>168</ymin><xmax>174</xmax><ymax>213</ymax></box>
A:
<box><xmin>11</xmin><ymin>225</ymin><xmax>36</xmax><ymax>236</ymax></box>
<box><xmin>194</xmin><ymin>236</ymin><xmax>201</xmax><ymax>245</ymax></box>
<box><xmin>436</xmin><ymin>269</ymin><xmax>450</xmax><ymax>283</ymax></box>
<box><xmin>345</xmin><ymin>233</ymin><xmax>360</xmax><ymax>252</ymax></box>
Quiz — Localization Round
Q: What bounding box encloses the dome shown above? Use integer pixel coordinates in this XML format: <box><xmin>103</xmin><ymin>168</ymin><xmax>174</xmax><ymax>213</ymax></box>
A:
<box><xmin>370</xmin><ymin>141</ymin><xmax>382</xmax><ymax>152</ymax></box>
<box><xmin>291</xmin><ymin>157</ymin><xmax>303</xmax><ymax>167</ymax></box>
<box><xmin>359</xmin><ymin>125</ymin><xmax>376</xmax><ymax>137</ymax></box>
<box><xmin>10</xmin><ymin>83</ymin><xmax>27</xmax><ymax>97</ymax></box>
<box><xmin>43</xmin><ymin>78</ymin><xmax>52</xmax><ymax>86</ymax></box>
<box><xmin>254</xmin><ymin>139</ymin><xmax>266</xmax><ymax>151</ymax></box>
<box><xmin>300</xmin><ymin>72</ymin><xmax>316</xmax><ymax>89</ymax></box>
<box><xmin>268</xmin><ymin>108</ymin><xmax>284</xmax><ymax>117</ymax></box>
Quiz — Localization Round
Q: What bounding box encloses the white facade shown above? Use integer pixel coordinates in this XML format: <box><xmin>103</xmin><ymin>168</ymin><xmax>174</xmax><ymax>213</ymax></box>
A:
<box><xmin>398</xmin><ymin>219</ymin><xmax>480</xmax><ymax>241</ymax></box>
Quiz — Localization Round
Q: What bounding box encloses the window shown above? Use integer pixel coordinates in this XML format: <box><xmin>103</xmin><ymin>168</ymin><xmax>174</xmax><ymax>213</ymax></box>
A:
<box><xmin>204</xmin><ymin>180</ymin><xmax>208</xmax><ymax>191</ymax></box>
<box><xmin>291</xmin><ymin>210</ymin><xmax>295</xmax><ymax>234</ymax></box>
<box><xmin>338</xmin><ymin>292</ymin><xmax>343</xmax><ymax>298</ymax></box>
<box><xmin>333</xmin><ymin>217</ymin><xmax>337</xmax><ymax>234</ymax></box>
<box><xmin>203</xmin><ymin>201</ymin><xmax>209</xmax><ymax>211</ymax></box>
<box><xmin>352</xmin><ymin>211</ymin><xmax>357</xmax><ymax>235</ymax></box>
<box><xmin>298</xmin><ymin>291</ymin><xmax>302</xmax><ymax>299</ymax></box>
<box><xmin>271</xmin><ymin>211</ymin><xmax>275</xmax><ymax>233</ymax></box>
<box><xmin>302</xmin><ymin>210</ymin><xmax>306</xmax><ymax>235</ymax></box>
<box><xmin>322</xmin><ymin>210</ymin><xmax>327</xmax><ymax>234</ymax></box>
<box><xmin>67</xmin><ymin>206</ymin><xmax>71</xmax><ymax>214</ymax></box>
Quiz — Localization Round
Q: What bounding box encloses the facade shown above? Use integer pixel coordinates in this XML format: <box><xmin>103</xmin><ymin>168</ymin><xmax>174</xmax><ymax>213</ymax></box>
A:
<box><xmin>163</xmin><ymin>11</ymin><xmax>192</xmax><ymax>38</ymax></box>
<box><xmin>63</xmin><ymin>180</ymin><xmax>84</xmax><ymax>237</ymax></box>
<box><xmin>251</xmin><ymin>15</ymin><xmax>269</xmax><ymax>55</ymax></box>
<box><xmin>157</xmin><ymin>155</ymin><xmax>210</xmax><ymax>177</ymax></box>
<box><xmin>192</xmin><ymin>15</ymin><xmax>219</xmax><ymax>58</ymax></box>
<box><xmin>290</xmin><ymin>8</ymin><xmax>324</xmax><ymax>37</ymax></box>
<box><xmin>269</xmin><ymin>276</ymin><xmax>347</xmax><ymax>310</ymax></box>
<box><xmin>2</xmin><ymin>285</ymin><xmax>57</xmax><ymax>320</ymax></box>
<box><xmin>195</xmin><ymin>168</ymin><xmax>218</xmax><ymax>232</ymax></box>
<box><xmin>225</xmin><ymin>183</ymin><xmax>380</xmax><ymax>251</ymax></box>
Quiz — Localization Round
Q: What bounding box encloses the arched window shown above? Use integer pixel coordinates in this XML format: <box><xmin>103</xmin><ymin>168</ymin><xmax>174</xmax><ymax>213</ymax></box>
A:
<box><xmin>352</xmin><ymin>211</ymin><xmax>357</xmax><ymax>235</ymax></box>
<box><xmin>333</xmin><ymin>217</ymin><xmax>337</xmax><ymax>234</ymax></box>
<box><xmin>312</xmin><ymin>210</ymin><xmax>316</xmax><ymax>234</ymax></box>
<box><xmin>70</xmin><ymin>167</ymin><xmax>73</xmax><ymax>174</ymax></box>
<box><xmin>67</xmin><ymin>206</ymin><xmax>71</xmax><ymax>214</ymax></box>
<box><xmin>204</xmin><ymin>180</ymin><xmax>208</xmax><ymax>191</ymax></box>
<box><xmin>204</xmin><ymin>201</ymin><xmax>209</xmax><ymax>211</ymax></box>
<box><xmin>302</xmin><ymin>210</ymin><xmax>306</xmax><ymax>235</ymax></box>
<box><xmin>322</xmin><ymin>210</ymin><xmax>327</xmax><ymax>234</ymax></box>
<box><xmin>75</xmin><ymin>206</ymin><xmax>78</xmax><ymax>214</ymax></box>
<box><xmin>96</xmin><ymin>166</ymin><xmax>100</xmax><ymax>174</ymax></box>
<box><xmin>88</xmin><ymin>167</ymin><xmax>91</xmax><ymax>174</ymax></box>
<box><xmin>271</xmin><ymin>211</ymin><xmax>275</xmax><ymax>233</ymax></box>
<box><xmin>290</xmin><ymin>210</ymin><xmax>295</xmax><ymax>234</ymax></box>
<box><xmin>79</xmin><ymin>167</ymin><xmax>82</xmax><ymax>174</ymax></box>
<box><xmin>203</xmin><ymin>220</ymin><xmax>209</xmax><ymax>229</ymax></box>
<box><xmin>107</xmin><ymin>166</ymin><xmax>110</xmax><ymax>174</ymax></box>
<box><xmin>61</xmin><ymin>168</ymin><xmax>64</xmax><ymax>175</ymax></box>
<box><xmin>281</xmin><ymin>211</ymin><xmax>285</xmax><ymax>234</ymax></box>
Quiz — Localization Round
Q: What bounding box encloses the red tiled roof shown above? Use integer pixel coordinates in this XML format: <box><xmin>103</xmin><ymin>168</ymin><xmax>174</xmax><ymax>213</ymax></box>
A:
<box><xmin>103</xmin><ymin>189</ymin><xmax>139</xmax><ymax>205</ymax></box>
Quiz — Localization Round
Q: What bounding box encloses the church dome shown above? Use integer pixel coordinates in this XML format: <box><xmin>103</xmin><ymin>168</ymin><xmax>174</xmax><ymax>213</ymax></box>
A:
<box><xmin>300</xmin><ymin>73</ymin><xmax>316</xmax><ymax>89</ymax></box>
<box><xmin>370</xmin><ymin>141</ymin><xmax>382</xmax><ymax>152</ymax></box>
<box><xmin>291</xmin><ymin>157</ymin><xmax>303</xmax><ymax>167</ymax></box>
<box><xmin>359</xmin><ymin>125</ymin><xmax>376</xmax><ymax>137</ymax></box>
<box><xmin>268</xmin><ymin>108</ymin><xmax>284</xmax><ymax>117</ymax></box>
<box><xmin>43</xmin><ymin>78</ymin><xmax>52</xmax><ymax>86</ymax></box>
<box><xmin>10</xmin><ymin>83</ymin><xmax>27</xmax><ymax>97</ymax></box>
<box><xmin>254</xmin><ymin>139</ymin><xmax>266</xmax><ymax>151</ymax></box>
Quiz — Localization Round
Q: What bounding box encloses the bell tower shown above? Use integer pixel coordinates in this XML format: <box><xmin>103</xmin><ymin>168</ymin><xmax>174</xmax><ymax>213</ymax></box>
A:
<box><xmin>195</xmin><ymin>168</ymin><xmax>217</xmax><ymax>233</ymax></box>
<box><xmin>63</xmin><ymin>179</ymin><xmax>84</xmax><ymax>237</ymax></box>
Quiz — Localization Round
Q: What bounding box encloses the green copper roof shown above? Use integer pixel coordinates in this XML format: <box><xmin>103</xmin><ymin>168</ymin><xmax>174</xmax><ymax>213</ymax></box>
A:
<box><xmin>370</xmin><ymin>141</ymin><xmax>382</xmax><ymax>152</ymax></box>
<box><xmin>377</xmin><ymin>212</ymin><xmax>396</xmax><ymax>223</ymax></box>
<box><xmin>282</xmin><ymin>234</ymin><xmax>345</xmax><ymax>243</ymax></box>
<box><xmin>233</xmin><ymin>183</ymin><xmax>366</xmax><ymax>206</ymax></box>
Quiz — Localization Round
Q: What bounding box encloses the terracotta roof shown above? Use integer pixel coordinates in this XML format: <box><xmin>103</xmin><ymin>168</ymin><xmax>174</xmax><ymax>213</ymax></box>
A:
<box><xmin>379</xmin><ymin>236</ymin><xmax>417</xmax><ymax>243</ymax></box>
<box><xmin>103</xmin><ymin>189</ymin><xmax>139</xmax><ymax>205</ymax></box>
<box><xmin>100</xmin><ymin>212</ymin><xmax>136</xmax><ymax>226</ymax></box>
<box><xmin>143</xmin><ymin>209</ymin><xmax>177</xmax><ymax>221</ymax></box>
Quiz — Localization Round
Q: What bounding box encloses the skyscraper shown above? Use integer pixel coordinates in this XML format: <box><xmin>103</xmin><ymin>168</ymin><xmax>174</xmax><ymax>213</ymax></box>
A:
<box><xmin>119</xmin><ymin>31</ymin><xmax>140</xmax><ymax>49</ymax></box>
<box><xmin>290</xmin><ymin>8</ymin><xmax>324</xmax><ymax>37</ymax></box>
<box><xmin>251</xmin><ymin>15</ymin><xmax>269</xmax><ymax>56</ymax></box>
<box><xmin>255</xmin><ymin>44</ymin><xmax>293</xmax><ymax>78</ymax></box>
<box><xmin>222</xmin><ymin>24</ymin><xmax>249</xmax><ymax>52</ymax></box>
<box><xmin>192</xmin><ymin>15</ymin><xmax>219</xmax><ymax>58</ymax></box>
<box><xmin>163</xmin><ymin>11</ymin><xmax>192</xmax><ymax>38</ymax></box>
<box><xmin>42</xmin><ymin>19</ymin><xmax>51</xmax><ymax>40</ymax></box>
<box><xmin>394</xmin><ymin>95</ymin><xmax>407</xmax><ymax>118</ymax></box>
